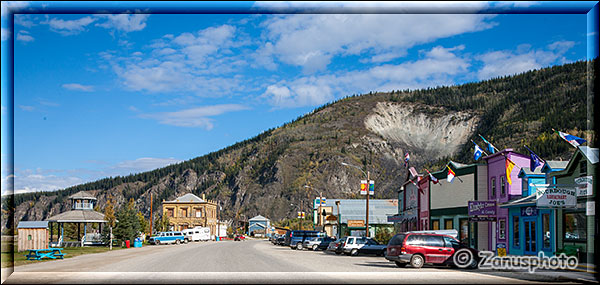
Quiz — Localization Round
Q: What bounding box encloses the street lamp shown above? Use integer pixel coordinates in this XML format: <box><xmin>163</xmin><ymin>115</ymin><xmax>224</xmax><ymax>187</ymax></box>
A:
<box><xmin>304</xmin><ymin>184</ymin><xmax>324</xmax><ymax>230</ymax></box>
<box><xmin>341</xmin><ymin>162</ymin><xmax>371</xmax><ymax>237</ymax></box>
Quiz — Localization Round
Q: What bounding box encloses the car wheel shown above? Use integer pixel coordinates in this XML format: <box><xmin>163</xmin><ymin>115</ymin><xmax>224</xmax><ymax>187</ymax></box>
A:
<box><xmin>410</xmin><ymin>254</ymin><xmax>424</xmax><ymax>269</ymax></box>
<box><xmin>395</xmin><ymin>261</ymin><xmax>407</xmax><ymax>268</ymax></box>
<box><xmin>312</xmin><ymin>244</ymin><xmax>318</xmax><ymax>251</ymax></box>
<box><xmin>296</xmin><ymin>242</ymin><xmax>303</xmax><ymax>250</ymax></box>
<box><xmin>350</xmin><ymin>249</ymin><xmax>358</xmax><ymax>256</ymax></box>
<box><xmin>176</xmin><ymin>239</ymin><xmax>181</xmax><ymax>245</ymax></box>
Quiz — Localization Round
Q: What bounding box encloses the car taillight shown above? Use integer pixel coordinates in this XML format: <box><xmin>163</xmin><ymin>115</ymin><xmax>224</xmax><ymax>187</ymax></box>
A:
<box><xmin>401</xmin><ymin>247</ymin><xmax>406</xmax><ymax>254</ymax></box>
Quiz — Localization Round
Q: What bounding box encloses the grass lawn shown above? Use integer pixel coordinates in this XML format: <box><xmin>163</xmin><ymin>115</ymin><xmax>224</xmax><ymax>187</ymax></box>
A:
<box><xmin>1</xmin><ymin>241</ymin><xmax>128</xmax><ymax>267</ymax></box>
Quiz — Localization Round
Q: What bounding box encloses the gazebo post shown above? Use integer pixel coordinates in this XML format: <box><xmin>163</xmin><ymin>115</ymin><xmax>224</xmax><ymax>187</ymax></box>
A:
<box><xmin>78</xmin><ymin>223</ymin><xmax>81</xmax><ymax>242</ymax></box>
<box><xmin>49</xmin><ymin>222</ymin><xmax>53</xmax><ymax>244</ymax></box>
<box><xmin>84</xmin><ymin>223</ymin><xmax>87</xmax><ymax>245</ymax></box>
<box><xmin>60</xmin><ymin>223</ymin><xmax>64</xmax><ymax>245</ymax></box>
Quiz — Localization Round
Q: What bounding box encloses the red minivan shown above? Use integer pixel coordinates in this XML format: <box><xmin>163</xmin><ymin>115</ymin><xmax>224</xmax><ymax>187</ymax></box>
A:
<box><xmin>385</xmin><ymin>232</ymin><xmax>479</xmax><ymax>269</ymax></box>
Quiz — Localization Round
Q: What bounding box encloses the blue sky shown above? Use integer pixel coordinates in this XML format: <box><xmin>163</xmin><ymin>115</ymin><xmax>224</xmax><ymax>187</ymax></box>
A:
<box><xmin>0</xmin><ymin>1</ymin><xmax>597</xmax><ymax>195</ymax></box>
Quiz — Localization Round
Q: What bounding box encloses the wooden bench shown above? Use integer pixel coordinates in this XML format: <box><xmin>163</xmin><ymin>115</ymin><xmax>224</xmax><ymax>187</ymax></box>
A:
<box><xmin>25</xmin><ymin>248</ymin><xmax>66</xmax><ymax>260</ymax></box>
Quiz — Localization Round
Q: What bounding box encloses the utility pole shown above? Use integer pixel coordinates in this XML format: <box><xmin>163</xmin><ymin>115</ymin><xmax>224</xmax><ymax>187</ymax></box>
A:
<box><xmin>150</xmin><ymin>193</ymin><xmax>153</xmax><ymax>236</ymax></box>
<box><xmin>366</xmin><ymin>171</ymin><xmax>370</xmax><ymax>238</ymax></box>
<box><xmin>335</xmin><ymin>200</ymin><xmax>341</xmax><ymax>238</ymax></box>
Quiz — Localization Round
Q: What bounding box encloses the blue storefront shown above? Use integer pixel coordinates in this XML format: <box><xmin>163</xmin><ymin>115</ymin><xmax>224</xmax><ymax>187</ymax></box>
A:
<box><xmin>501</xmin><ymin>166</ymin><xmax>553</xmax><ymax>256</ymax></box>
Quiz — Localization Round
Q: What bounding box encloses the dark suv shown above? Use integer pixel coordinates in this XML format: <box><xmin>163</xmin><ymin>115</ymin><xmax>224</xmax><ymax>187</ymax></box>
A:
<box><xmin>284</xmin><ymin>230</ymin><xmax>322</xmax><ymax>250</ymax></box>
<box><xmin>385</xmin><ymin>232</ymin><xmax>479</xmax><ymax>269</ymax></box>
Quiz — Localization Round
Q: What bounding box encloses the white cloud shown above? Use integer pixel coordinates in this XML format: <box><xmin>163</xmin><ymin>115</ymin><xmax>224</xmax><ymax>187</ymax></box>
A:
<box><xmin>62</xmin><ymin>83</ymin><xmax>94</xmax><ymax>92</ymax></box>
<box><xmin>18</xmin><ymin>105</ymin><xmax>34</xmax><ymax>111</ymax></box>
<box><xmin>258</xmin><ymin>14</ymin><xmax>495</xmax><ymax>73</ymax></box>
<box><xmin>263</xmin><ymin>45</ymin><xmax>470</xmax><ymax>108</ymax></box>
<box><xmin>109</xmin><ymin>24</ymin><xmax>249</xmax><ymax>96</ymax></box>
<box><xmin>139</xmin><ymin>104</ymin><xmax>250</xmax><ymax>129</ymax></box>
<box><xmin>48</xmin><ymin>16</ymin><xmax>96</xmax><ymax>35</ymax></box>
<box><xmin>113</xmin><ymin>157</ymin><xmax>181</xmax><ymax>174</ymax></box>
<box><xmin>476</xmin><ymin>41</ymin><xmax>575</xmax><ymax>80</ymax></box>
<box><xmin>95</xmin><ymin>14</ymin><xmax>150</xmax><ymax>32</ymax></box>
<box><xmin>12</xmin><ymin>173</ymin><xmax>84</xmax><ymax>195</ymax></box>
<box><xmin>16</xmin><ymin>30</ymin><xmax>34</xmax><ymax>42</ymax></box>
<box><xmin>15</xmin><ymin>14</ymin><xmax>36</xmax><ymax>28</ymax></box>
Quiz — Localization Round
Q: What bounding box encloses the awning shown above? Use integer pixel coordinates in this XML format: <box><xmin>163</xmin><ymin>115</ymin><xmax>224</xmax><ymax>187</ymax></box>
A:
<box><xmin>499</xmin><ymin>194</ymin><xmax>536</xmax><ymax>208</ymax></box>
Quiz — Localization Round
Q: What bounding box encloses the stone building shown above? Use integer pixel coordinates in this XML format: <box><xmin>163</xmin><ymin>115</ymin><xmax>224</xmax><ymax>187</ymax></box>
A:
<box><xmin>162</xmin><ymin>193</ymin><xmax>218</xmax><ymax>235</ymax></box>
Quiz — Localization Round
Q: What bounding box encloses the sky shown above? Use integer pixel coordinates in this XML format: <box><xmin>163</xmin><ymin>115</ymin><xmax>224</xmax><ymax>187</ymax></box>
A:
<box><xmin>0</xmin><ymin>1</ymin><xmax>597</xmax><ymax>195</ymax></box>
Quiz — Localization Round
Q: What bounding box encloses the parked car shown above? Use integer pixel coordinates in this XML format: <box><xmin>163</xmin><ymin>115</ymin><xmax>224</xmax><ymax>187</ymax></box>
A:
<box><xmin>148</xmin><ymin>231</ymin><xmax>186</xmax><ymax>245</ymax></box>
<box><xmin>339</xmin><ymin>236</ymin><xmax>387</xmax><ymax>256</ymax></box>
<box><xmin>284</xmin><ymin>230</ymin><xmax>324</xmax><ymax>250</ymax></box>
<box><xmin>275</xmin><ymin>235</ymin><xmax>286</xmax><ymax>245</ymax></box>
<box><xmin>234</xmin><ymin>234</ymin><xmax>245</xmax><ymax>241</ymax></box>
<box><xmin>303</xmin><ymin>236</ymin><xmax>336</xmax><ymax>251</ymax></box>
<box><xmin>385</xmin><ymin>232</ymin><xmax>479</xmax><ymax>269</ymax></box>
<box><xmin>326</xmin><ymin>238</ymin><xmax>345</xmax><ymax>255</ymax></box>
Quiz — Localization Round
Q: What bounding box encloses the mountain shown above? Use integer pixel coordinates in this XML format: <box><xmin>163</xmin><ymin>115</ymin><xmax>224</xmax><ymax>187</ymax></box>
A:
<box><xmin>2</xmin><ymin>59</ymin><xmax>596</xmax><ymax>234</ymax></box>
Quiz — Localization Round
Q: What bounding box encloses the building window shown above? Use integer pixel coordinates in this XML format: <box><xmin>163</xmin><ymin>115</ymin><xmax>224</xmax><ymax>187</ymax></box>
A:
<box><xmin>167</xmin><ymin>208</ymin><xmax>174</xmax><ymax>218</ymax></box>
<box><xmin>500</xmin><ymin>176</ymin><xmax>506</xmax><ymax>196</ymax></box>
<box><xmin>28</xmin><ymin>235</ymin><xmax>32</xmax><ymax>241</ymax></box>
<box><xmin>444</xmin><ymin>219</ymin><xmax>453</xmax><ymax>230</ymax></box>
<box><xmin>522</xmin><ymin>178</ymin><xmax>529</xmax><ymax>197</ymax></box>
<box><xmin>564</xmin><ymin>212</ymin><xmax>586</xmax><ymax>240</ymax></box>
<box><xmin>499</xmin><ymin>218</ymin><xmax>506</xmax><ymax>240</ymax></box>
<box><xmin>195</xmin><ymin>208</ymin><xmax>202</xmax><ymax>218</ymax></box>
<box><xmin>181</xmin><ymin>208</ymin><xmax>188</xmax><ymax>217</ymax></box>
<box><xmin>513</xmin><ymin>216</ymin><xmax>520</xmax><ymax>248</ymax></box>
<box><xmin>431</xmin><ymin>220</ymin><xmax>440</xmax><ymax>230</ymax></box>
<box><xmin>459</xmin><ymin>218</ymin><xmax>468</xmax><ymax>244</ymax></box>
<box><xmin>542</xmin><ymin>213</ymin><xmax>551</xmax><ymax>249</ymax></box>
<box><xmin>491</xmin><ymin>177</ymin><xmax>496</xmax><ymax>198</ymax></box>
<box><xmin>579</xmin><ymin>160</ymin><xmax>587</xmax><ymax>176</ymax></box>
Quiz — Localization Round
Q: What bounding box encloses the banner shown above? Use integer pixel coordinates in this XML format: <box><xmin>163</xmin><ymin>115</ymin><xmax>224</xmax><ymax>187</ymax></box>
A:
<box><xmin>468</xmin><ymin>201</ymin><xmax>497</xmax><ymax>216</ymax></box>
<box><xmin>537</xmin><ymin>188</ymin><xmax>577</xmax><ymax>207</ymax></box>
<box><xmin>313</xmin><ymin>197</ymin><xmax>326</xmax><ymax>208</ymax></box>
<box><xmin>360</xmin><ymin>180</ymin><xmax>374</xmax><ymax>195</ymax></box>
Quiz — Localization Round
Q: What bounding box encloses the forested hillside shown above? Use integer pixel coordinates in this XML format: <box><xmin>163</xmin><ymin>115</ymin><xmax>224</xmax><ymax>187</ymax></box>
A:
<box><xmin>2</xmin><ymin>59</ymin><xmax>595</xmax><ymax>234</ymax></box>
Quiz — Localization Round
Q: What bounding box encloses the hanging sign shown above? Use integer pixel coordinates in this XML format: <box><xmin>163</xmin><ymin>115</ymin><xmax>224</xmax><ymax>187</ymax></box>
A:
<box><xmin>468</xmin><ymin>201</ymin><xmax>497</xmax><ymax>216</ymax></box>
<box><xmin>575</xmin><ymin>176</ymin><xmax>593</xmax><ymax>196</ymax></box>
<box><xmin>360</xmin><ymin>180</ymin><xmax>374</xmax><ymax>195</ymax></box>
<box><xmin>520</xmin><ymin>206</ymin><xmax>538</xmax><ymax>216</ymax></box>
<box><xmin>537</xmin><ymin>187</ymin><xmax>577</xmax><ymax>207</ymax></box>
<box><xmin>468</xmin><ymin>216</ymin><xmax>497</xmax><ymax>222</ymax></box>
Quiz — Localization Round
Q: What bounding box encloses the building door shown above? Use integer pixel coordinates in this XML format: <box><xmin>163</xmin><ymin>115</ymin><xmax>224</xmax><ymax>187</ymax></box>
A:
<box><xmin>523</xmin><ymin>217</ymin><xmax>537</xmax><ymax>255</ymax></box>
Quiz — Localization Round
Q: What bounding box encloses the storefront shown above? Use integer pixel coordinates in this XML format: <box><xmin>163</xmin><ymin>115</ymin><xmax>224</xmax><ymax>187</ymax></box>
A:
<box><xmin>550</xmin><ymin>146</ymin><xmax>597</xmax><ymax>263</ymax></box>
<box><xmin>429</xmin><ymin>161</ymin><xmax>487</xmax><ymax>248</ymax></box>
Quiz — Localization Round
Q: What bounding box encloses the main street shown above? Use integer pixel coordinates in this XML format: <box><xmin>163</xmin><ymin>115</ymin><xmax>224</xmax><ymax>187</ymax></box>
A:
<box><xmin>3</xmin><ymin>239</ymin><xmax>589</xmax><ymax>284</ymax></box>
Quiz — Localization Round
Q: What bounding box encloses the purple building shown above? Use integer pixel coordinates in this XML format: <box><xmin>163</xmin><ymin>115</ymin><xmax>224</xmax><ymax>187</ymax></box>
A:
<box><xmin>483</xmin><ymin>149</ymin><xmax>530</xmax><ymax>254</ymax></box>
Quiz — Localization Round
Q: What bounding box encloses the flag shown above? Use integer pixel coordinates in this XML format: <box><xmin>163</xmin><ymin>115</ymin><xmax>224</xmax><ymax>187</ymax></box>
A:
<box><xmin>404</xmin><ymin>152</ymin><xmax>410</xmax><ymax>167</ymax></box>
<box><xmin>369</xmin><ymin>180</ymin><xmax>374</xmax><ymax>196</ymax></box>
<box><xmin>506</xmin><ymin>157</ymin><xmax>516</xmax><ymax>185</ymax></box>
<box><xmin>425</xmin><ymin>169</ymin><xmax>439</xmax><ymax>184</ymax></box>
<box><xmin>473</xmin><ymin>142</ymin><xmax>484</xmax><ymax>161</ymax></box>
<box><xmin>479</xmin><ymin>134</ymin><xmax>496</xmax><ymax>154</ymax></box>
<box><xmin>446</xmin><ymin>165</ymin><xmax>455</xmax><ymax>183</ymax></box>
<box><xmin>555</xmin><ymin>130</ymin><xmax>586</xmax><ymax>148</ymax></box>
<box><xmin>524</xmin><ymin>145</ymin><xmax>544</xmax><ymax>172</ymax></box>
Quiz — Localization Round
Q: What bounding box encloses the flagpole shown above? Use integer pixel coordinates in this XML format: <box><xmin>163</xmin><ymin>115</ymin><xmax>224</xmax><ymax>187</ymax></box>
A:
<box><xmin>478</xmin><ymin>134</ymin><xmax>501</xmax><ymax>153</ymax></box>
<box><xmin>471</xmin><ymin>139</ymin><xmax>489</xmax><ymax>156</ymax></box>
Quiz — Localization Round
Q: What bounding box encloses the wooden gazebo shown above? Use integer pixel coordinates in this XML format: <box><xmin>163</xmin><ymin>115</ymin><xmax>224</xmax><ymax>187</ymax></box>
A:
<box><xmin>46</xmin><ymin>191</ymin><xmax>107</xmax><ymax>247</ymax></box>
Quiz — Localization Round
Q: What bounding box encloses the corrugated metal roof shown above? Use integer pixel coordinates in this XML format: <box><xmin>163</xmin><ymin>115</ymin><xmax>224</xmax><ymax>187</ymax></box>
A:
<box><xmin>169</xmin><ymin>193</ymin><xmax>204</xmax><ymax>203</ymax></box>
<box><xmin>17</xmin><ymin>221</ymin><xmax>49</xmax><ymax>229</ymax></box>
<box><xmin>46</xmin><ymin>210</ymin><xmax>106</xmax><ymax>222</ymax></box>
<box><xmin>321</xmin><ymin>199</ymin><xmax>398</xmax><ymax>225</ymax></box>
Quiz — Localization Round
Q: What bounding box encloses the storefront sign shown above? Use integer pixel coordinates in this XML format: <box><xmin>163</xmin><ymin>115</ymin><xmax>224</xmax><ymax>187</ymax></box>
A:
<box><xmin>520</xmin><ymin>206</ymin><xmax>538</xmax><ymax>216</ymax></box>
<box><xmin>468</xmin><ymin>201</ymin><xmax>497</xmax><ymax>216</ymax></box>
<box><xmin>587</xmin><ymin>201</ymin><xmax>595</xmax><ymax>216</ymax></box>
<box><xmin>347</xmin><ymin>220</ymin><xmax>365</xmax><ymax>228</ymax></box>
<box><xmin>575</xmin><ymin>176</ymin><xmax>593</xmax><ymax>196</ymax></box>
<box><xmin>469</xmin><ymin>216</ymin><xmax>497</xmax><ymax>222</ymax></box>
<box><xmin>537</xmin><ymin>188</ymin><xmax>577</xmax><ymax>207</ymax></box>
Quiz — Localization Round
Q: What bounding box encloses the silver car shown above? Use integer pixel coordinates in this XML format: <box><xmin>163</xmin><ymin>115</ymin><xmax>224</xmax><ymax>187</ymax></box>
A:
<box><xmin>303</xmin><ymin>236</ymin><xmax>335</xmax><ymax>251</ymax></box>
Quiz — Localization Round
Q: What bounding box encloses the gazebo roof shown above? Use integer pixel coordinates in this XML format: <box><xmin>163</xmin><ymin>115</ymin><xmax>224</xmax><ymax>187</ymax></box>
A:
<box><xmin>46</xmin><ymin>210</ymin><xmax>106</xmax><ymax>223</ymax></box>
<box><xmin>68</xmin><ymin>191</ymin><xmax>97</xmax><ymax>200</ymax></box>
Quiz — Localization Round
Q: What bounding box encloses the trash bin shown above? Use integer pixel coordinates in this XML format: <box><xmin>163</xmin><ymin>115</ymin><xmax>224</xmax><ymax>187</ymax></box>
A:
<box><xmin>216</xmin><ymin>236</ymin><xmax>219</xmax><ymax>241</ymax></box>
<box><xmin>125</xmin><ymin>240</ymin><xmax>130</xmax><ymax>248</ymax></box>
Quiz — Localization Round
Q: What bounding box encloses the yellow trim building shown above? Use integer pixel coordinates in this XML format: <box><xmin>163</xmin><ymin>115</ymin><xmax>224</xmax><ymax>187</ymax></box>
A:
<box><xmin>162</xmin><ymin>193</ymin><xmax>218</xmax><ymax>235</ymax></box>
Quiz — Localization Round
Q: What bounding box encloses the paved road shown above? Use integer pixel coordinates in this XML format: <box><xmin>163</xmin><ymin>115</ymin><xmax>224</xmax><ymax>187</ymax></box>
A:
<box><xmin>3</xmin><ymin>239</ymin><xmax>588</xmax><ymax>283</ymax></box>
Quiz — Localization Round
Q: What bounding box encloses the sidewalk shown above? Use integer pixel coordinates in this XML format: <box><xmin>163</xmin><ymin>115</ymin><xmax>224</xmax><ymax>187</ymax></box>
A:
<box><xmin>498</xmin><ymin>262</ymin><xmax>597</xmax><ymax>283</ymax></box>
